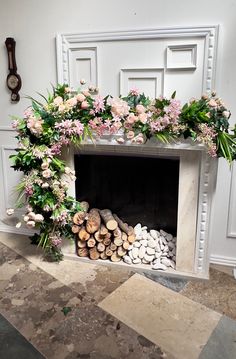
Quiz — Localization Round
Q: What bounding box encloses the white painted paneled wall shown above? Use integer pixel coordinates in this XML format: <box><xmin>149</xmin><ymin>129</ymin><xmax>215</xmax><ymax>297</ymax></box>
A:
<box><xmin>0</xmin><ymin>0</ymin><xmax>236</xmax><ymax>265</ymax></box>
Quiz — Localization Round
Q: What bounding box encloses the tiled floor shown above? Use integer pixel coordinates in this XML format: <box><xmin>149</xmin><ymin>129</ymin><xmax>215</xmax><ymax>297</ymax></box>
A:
<box><xmin>0</xmin><ymin>232</ymin><xmax>236</xmax><ymax>359</ymax></box>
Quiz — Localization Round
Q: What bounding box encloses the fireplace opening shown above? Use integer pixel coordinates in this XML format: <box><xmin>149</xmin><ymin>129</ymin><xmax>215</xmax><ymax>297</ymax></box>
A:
<box><xmin>75</xmin><ymin>154</ymin><xmax>179</xmax><ymax>235</ymax></box>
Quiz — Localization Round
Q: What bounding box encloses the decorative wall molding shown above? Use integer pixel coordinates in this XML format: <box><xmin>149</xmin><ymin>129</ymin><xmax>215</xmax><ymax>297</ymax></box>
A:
<box><xmin>57</xmin><ymin>25</ymin><xmax>218</xmax><ymax>93</ymax></box>
<box><xmin>120</xmin><ymin>68</ymin><xmax>164</xmax><ymax>97</ymax></box>
<box><xmin>166</xmin><ymin>44</ymin><xmax>197</xmax><ymax>69</ymax></box>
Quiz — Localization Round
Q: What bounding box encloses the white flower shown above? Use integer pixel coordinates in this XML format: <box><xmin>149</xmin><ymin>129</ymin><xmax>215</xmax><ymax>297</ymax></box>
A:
<box><xmin>80</xmin><ymin>79</ymin><xmax>86</xmax><ymax>85</ymax></box>
<box><xmin>42</xmin><ymin>169</ymin><xmax>52</xmax><ymax>178</ymax></box>
<box><xmin>42</xmin><ymin>182</ymin><xmax>49</xmax><ymax>188</ymax></box>
<box><xmin>16</xmin><ymin>222</ymin><xmax>22</xmax><ymax>228</ymax></box>
<box><xmin>223</xmin><ymin>111</ymin><xmax>230</xmax><ymax>118</ymax></box>
<box><xmin>116</xmin><ymin>137</ymin><xmax>125</xmax><ymax>144</ymax></box>
<box><xmin>23</xmin><ymin>215</ymin><xmax>29</xmax><ymax>222</ymax></box>
<box><xmin>41</xmin><ymin>162</ymin><xmax>49</xmax><ymax>170</ymax></box>
<box><xmin>27</xmin><ymin>205</ymin><xmax>33</xmax><ymax>212</ymax></box>
<box><xmin>35</xmin><ymin>214</ymin><xmax>44</xmax><ymax>223</ymax></box>
<box><xmin>64</xmin><ymin>167</ymin><xmax>71</xmax><ymax>175</ymax></box>
<box><xmin>28</xmin><ymin>212</ymin><xmax>36</xmax><ymax>220</ymax></box>
<box><xmin>26</xmin><ymin>220</ymin><xmax>36</xmax><ymax>228</ymax></box>
<box><xmin>6</xmin><ymin>208</ymin><xmax>14</xmax><ymax>216</ymax></box>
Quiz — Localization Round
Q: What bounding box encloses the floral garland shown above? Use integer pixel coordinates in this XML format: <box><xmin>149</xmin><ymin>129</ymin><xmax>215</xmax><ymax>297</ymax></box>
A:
<box><xmin>7</xmin><ymin>83</ymin><xmax>236</xmax><ymax>261</ymax></box>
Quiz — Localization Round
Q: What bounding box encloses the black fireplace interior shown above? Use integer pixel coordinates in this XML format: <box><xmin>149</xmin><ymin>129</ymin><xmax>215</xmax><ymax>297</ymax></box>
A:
<box><xmin>75</xmin><ymin>154</ymin><xmax>179</xmax><ymax>234</ymax></box>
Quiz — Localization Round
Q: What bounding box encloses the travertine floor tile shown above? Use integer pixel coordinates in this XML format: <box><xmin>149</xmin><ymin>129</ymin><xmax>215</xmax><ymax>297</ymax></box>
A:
<box><xmin>99</xmin><ymin>273</ymin><xmax>221</xmax><ymax>359</ymax></box>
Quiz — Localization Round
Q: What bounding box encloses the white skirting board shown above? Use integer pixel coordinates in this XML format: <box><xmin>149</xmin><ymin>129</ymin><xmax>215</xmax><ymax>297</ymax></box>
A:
<box><xmin>210</xmin><ymin>254</ymin><xmax>236</xmax><ymax>267</ymax></box>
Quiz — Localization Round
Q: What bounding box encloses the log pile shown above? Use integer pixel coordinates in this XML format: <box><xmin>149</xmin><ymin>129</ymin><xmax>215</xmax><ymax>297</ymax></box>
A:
<box><xmin>72</xmin><ymin>204</ymin><xmax>136</xmax><ymax>262</ymax></box>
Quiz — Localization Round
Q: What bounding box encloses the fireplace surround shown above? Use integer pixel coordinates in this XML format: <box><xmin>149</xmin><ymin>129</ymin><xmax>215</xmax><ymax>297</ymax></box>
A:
<box><xmin>62</xmin><ymin>134</ymin><xmax>218</xmax><ymax>279</ymax></box>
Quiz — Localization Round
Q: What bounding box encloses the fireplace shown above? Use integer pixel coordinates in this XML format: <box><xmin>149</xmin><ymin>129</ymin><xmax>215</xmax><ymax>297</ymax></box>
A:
<box><xmin>62</xmin><ymin>136</ymin><xmax>218</xmax><ymax>279</ymax></box>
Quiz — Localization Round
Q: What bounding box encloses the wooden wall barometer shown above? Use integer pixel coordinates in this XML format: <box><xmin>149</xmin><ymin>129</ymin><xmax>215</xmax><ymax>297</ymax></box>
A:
<box><xmin>5</xmin><ymin>37</ymin><xmax>22</xmax><ymax>102</ymax></box>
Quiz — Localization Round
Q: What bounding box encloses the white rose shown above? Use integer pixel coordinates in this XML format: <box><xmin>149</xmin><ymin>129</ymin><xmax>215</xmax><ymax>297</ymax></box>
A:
<box><xmin>23</xmin><ymin>215</ymin><xmax>29</xmax><ymax>222</ymax></box>
<box><xmin>27</xmin><ymin>220</ymin><xmax>36</xmax><ymax>228</ymax></box>
<box><xmin>6</xmin><ymin>208</ymin><xmax>14</xmax><ymax>216</ymax></box>
<box><xmin>223</xmin><ymin>111</ymin><xmax>230</xmax><ymax>118</ymax></box>
<box><xmin>42</xmin><ymin>182</ymin><xmax>49</xmax><ymax>188</ymax></box>
<box><xmin>35</xmin><ymin>214</ymin><xmax>44</xmax><ymax>223</ymax></box>
<box><xmin>28</xmin><ymin>212</ymin><xmax>36</xmax><ymax>220</ymax></box>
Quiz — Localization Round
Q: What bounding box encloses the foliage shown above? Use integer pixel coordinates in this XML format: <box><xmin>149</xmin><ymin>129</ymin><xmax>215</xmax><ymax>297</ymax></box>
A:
<box><xmin>7</xmin><ymin>83</ymin><xmax>236</xmax><ymax>261</ymax></box>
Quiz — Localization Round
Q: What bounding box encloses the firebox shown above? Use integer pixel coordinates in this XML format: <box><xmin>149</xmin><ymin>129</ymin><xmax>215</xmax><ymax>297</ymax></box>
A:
<box><xmin>75</xmin><ymin>154</ymin><xmax>179</xmax><ymax>235</ymax></box>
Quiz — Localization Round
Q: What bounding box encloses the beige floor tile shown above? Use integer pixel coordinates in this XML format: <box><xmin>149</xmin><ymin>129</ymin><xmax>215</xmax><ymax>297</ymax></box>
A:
<box><xmin>99</xmin><ymin>273</ymin><xmax>222</xmax><ymax>359</ymax></box>
<box><xmin>210</xmin><ymin>263</ymin><xmax>234</xmax><ymax>277</ymax></box>
<box><xmin>0</xmin><ymin>232</ymin><xmax>31</xmax><ymax>251</ymax></box>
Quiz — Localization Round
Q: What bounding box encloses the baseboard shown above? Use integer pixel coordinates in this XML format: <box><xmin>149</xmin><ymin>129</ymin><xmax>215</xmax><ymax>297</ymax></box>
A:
<box><xmin>210</xmin><ymin>254</ymin><xmax>236</xmax><ymax>267</ymax></box>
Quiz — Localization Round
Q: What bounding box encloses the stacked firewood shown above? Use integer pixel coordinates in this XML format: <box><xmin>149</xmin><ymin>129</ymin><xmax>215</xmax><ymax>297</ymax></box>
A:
<box><xmin>72</xmin><ymin>201</ymin><xmax>136</xmax><ymax>262</ymax></box>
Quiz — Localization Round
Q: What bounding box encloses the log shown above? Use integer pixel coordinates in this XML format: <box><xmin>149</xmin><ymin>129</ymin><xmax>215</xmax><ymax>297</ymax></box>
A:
<box><xmin>127</xmin><ymin>233</ymin><xmax>136</xmax><ymax>243</ymax></box>
<box><xmin>113</xmin><ymin>227</ymin><xmax>122</xmax><ymax>237</ymax></box>
<box><xmin>86</xmin><ymin>208</ymin><xmax>101</xmax><ymax>234</ymax></box>
<box><xmin>77</xmin><ymin>239</ymin><xmax>87</xmax><ymax>248</ymax></box>
<box><xmin>111</xmin><ymin>251</ymin><xmax>121</xmax><ymax>262</ymax></box>
<box><xmin>110</xmin><ymin>243</ymin><xmax>117</xmax><ymax>251</ymax></box>
<box><xmin>100</xmin><ymin>209</ymin><xmax>118</xmax><ymax>230</ymax></box>
<box><xmin>77</xmin><ymin>248</ymin><xmax>89</xmax><ymax>257</ymax></box>
<box><xmin>100</xmin><ymin>252</ymin><xmax>108</xmax><ymax>260</ymax></box>
<box><xmin>73</xmin><ymin>201</ymin><xmax>89</xmax><ymax>225</ymax></box>
<box><xmin>114</xmin><ymin>237</ymin><xmax>123</xmax><ymax>247</ymax></box>
<box><xmin>113</xmin><ymin>214</ymin><xmax>134</xmax><ymax>235</ymax></box>
<box><xmin>97</xmin><ymin>242</ymin><xmax>106</xmax><ymax>252</ymax></box>
<box><xmin>87</xmin><ymin>237</ymin><xmax>96</xmax><ymax>248</ymax></box>
<box><xmin>122</xmin><ymin>232</ymin><xmax>128</xmax><ymax>242</ymax></box>
<box><xmin>105</xmin><ymin>247</ymin><xmax>113</xmax><ymax>257</ymax></box>
<box><xmin>72</xmin><ymin>225</ymin><xmax>80</xmax><ymax>234</ymax></box>
<box><xmin>94</xmin><ymin>231</ymin><xmax>104</xmax><ymax>242</ymax></box>
<box><xmin>122</xmin><ymin>241</ymin><xmax>130</xmax><ymax>250</ymax></box>
<box><xmin>78</xmin><ymin>226</ymin><xmax>90</xmax><ymax>241</ymax></box>
<box><xmin>117</xmin><ymin>246</ymin><xmax>127</xmax><ymax>257</ymax></box>
<box><xmin>103</xmin><ymin>237</ymin><xmax>111</xmax><ymax>246</ymax></box>
<box><xmin>100</xmin><ymin>224</ymin><xmax>108</xmax><ymax>236</ymax></box>
<box><xmin>89</xmin><ymin>247</ymin><xmax>100</xmax><ymax>260</ymax></box>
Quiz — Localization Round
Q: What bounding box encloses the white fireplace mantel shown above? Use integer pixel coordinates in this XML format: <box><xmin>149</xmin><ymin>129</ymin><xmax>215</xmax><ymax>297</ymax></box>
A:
<box><xmin>62</xmin><ymin>137</ymin><xmax>218</xmax><ymax>279</ymax></box>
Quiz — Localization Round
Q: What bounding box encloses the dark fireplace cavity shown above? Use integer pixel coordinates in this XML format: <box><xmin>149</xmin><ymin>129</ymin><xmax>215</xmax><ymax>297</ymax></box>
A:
<box><xmin>75</xmin><ymin>154</ymin><xmax>179</xmax><ymax>234</ymax></box>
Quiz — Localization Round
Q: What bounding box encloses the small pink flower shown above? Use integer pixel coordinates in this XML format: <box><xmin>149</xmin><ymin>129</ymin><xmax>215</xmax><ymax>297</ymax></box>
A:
<box><xmin>82</xmin><ymin>90</ymin><xmax>90</xmax><ymax>97</ymax></box>
<box><xmin>35</xmin><ymin>214</ymin><xmax>44</xmax><ymax>222</ymax></box>
<box><xmin>27</xmin><ymin>220</ymin><xmax>36</xmax><ymax>228</ymax></box>
<box><xmin>129</xmin><ymin>87</ymin><xmax>139</xmax><ymax>96</ymax></box>
<box><xmin>136</xmin><ymin>104</ymin><xmax>145</xmax><ymax>114</ymax></box>
<box><xmin>80</xmin><ymin>79</ymin><xmax>86</xmax><ymax>85</ymax></box>
<box><xmin>81</xmin><ymin>101</ymin><xmax>89</xmax><ymax>109</ymax></box>
<box><xmin>65</xmin><ymin>87</ymin><xmax>72</xmax><ymax>93</ymax></box>
<box><xmin>77</xmin><ymin>93</ymin><xmax>86</xmax><ymax>102</ymax></box>
<box><xmin>136</xmin><ymin>135</ymin><xmax>144</xmax><ymax>144</ymax></box>
<box><xmin>126</xmin><ymin>130</ymin><xmax>135</xmax><ymax>139</ymax></box>
<box><xmin>42</xmin><ymin>169</ymin><xmax>52</xmax><ymax>178</ymax></box>
<box><xmin>53</xmin><ymin>96</ymin><xmax>63</xmax><ymax>106</ymax></box>
<box><xmin>208</xmin><ymin>99</ymin><xmax>217</xmax><ymax>107</ymax></box>
<box><xmin>6</xmin><ymin>208</ymin><xmax>14</xmax><ymax>216</ymax></box>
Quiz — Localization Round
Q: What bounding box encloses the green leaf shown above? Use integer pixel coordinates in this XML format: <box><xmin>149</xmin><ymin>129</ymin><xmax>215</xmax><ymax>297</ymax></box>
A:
<box><xmin>61</xmin><ymin>307</ymin><xmax>72</xmax><ymax>316</ymax></box>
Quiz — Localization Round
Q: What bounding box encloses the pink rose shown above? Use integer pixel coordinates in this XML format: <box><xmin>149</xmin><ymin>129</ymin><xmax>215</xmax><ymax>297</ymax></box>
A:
<box><xmin>66</xmin><ymin>97</ymin><xmax>77</xmax><ymax>107</ymax></box>
<box><xmin>136</xmin><ymin>135</ymin><xmax>144</xmax><ymax>144</ymax></box>
<box><xmin>53</xmin><ymin>96</ymin><xmax>63</xmax><ymax>106</ymax></box>
<box><xmin>81</xmin><ymin>101</ymin><xmax>89</xmax><ymax>109</ymax></box>
<box><xmin>58</xmin><ymin>104</ymin><xmax>66</xmax><ymax>112</ymax></box>
<box><xmin>136</xmin><ymin>104</ymin><xmax>145</xmax><ymax>114</ymax></box>
<box><xmin>82</xmin><ymin>90</ymin><xmax>90</xmax><ymax>97</ymax></box>
<box><xmin>41</xmin><ymin>162</ymin><xmax>49</xmax><ymax>170</ymax></box>
<box><xmin>126</xmin><ymin>130</ymin><xmax>135</xmax><ymax>139</ymax></box>
<box><xmin>27</xmin><ymin>220</ymin><xmax>36</xmax><ymax>228</ymax></box>
<box><xmin>126</xmin><ymin>113</ymin><xmax>138</xmax><ymax>124</ymax></box>
<box><xmin>77</xmin><ymin>93</ymin><xmax>86</xmax><ymax>102</ymax></box>
<box><xmin>138</xmin><ymin>113</ymin><xmax>148</xmax><ymax>124</ymax></box>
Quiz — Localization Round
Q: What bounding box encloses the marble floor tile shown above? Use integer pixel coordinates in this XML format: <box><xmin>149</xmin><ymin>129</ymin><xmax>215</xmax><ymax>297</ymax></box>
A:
<box><xmin>0</xmin><ymin>313</ymin><xmax>45</xmax><ymax>359</ymax></box>
<box><xmin>144</xmin><ymin>272</ymin><xmax>188</xmax><ymax>292</ymax></box>
<box><xmin>210</xmin><ymin>263</ymin><xmax>234</xmax><ymax>277</ymax></box>
<box><xmin>199</xmin><ymin>315</ymin><xmax>236</xmax><ymax>359</ymax></box>
<box><xmin>99</xmin><ymin>273</ymin><xmax>222</xmax><ymax>359</ymax></box>
<box><xmin>181</xmin><ymin>267</ymin><xmax>236</xmax><ymax>320</ymax></box>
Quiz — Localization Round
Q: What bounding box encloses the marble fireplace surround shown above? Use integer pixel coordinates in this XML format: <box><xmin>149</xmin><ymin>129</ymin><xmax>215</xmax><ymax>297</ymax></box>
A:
<box><xmin>62</xmin><ymin>136</ymin><xmax>218</xmax><ymax>279</ymax></box>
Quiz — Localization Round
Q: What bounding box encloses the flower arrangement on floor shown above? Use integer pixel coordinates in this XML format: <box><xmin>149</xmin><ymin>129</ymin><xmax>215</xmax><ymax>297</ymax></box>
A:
<box><xmin>7</xmin><ymin>82</ymin><xmax>236</xmax><ymax>261</ymax></box>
